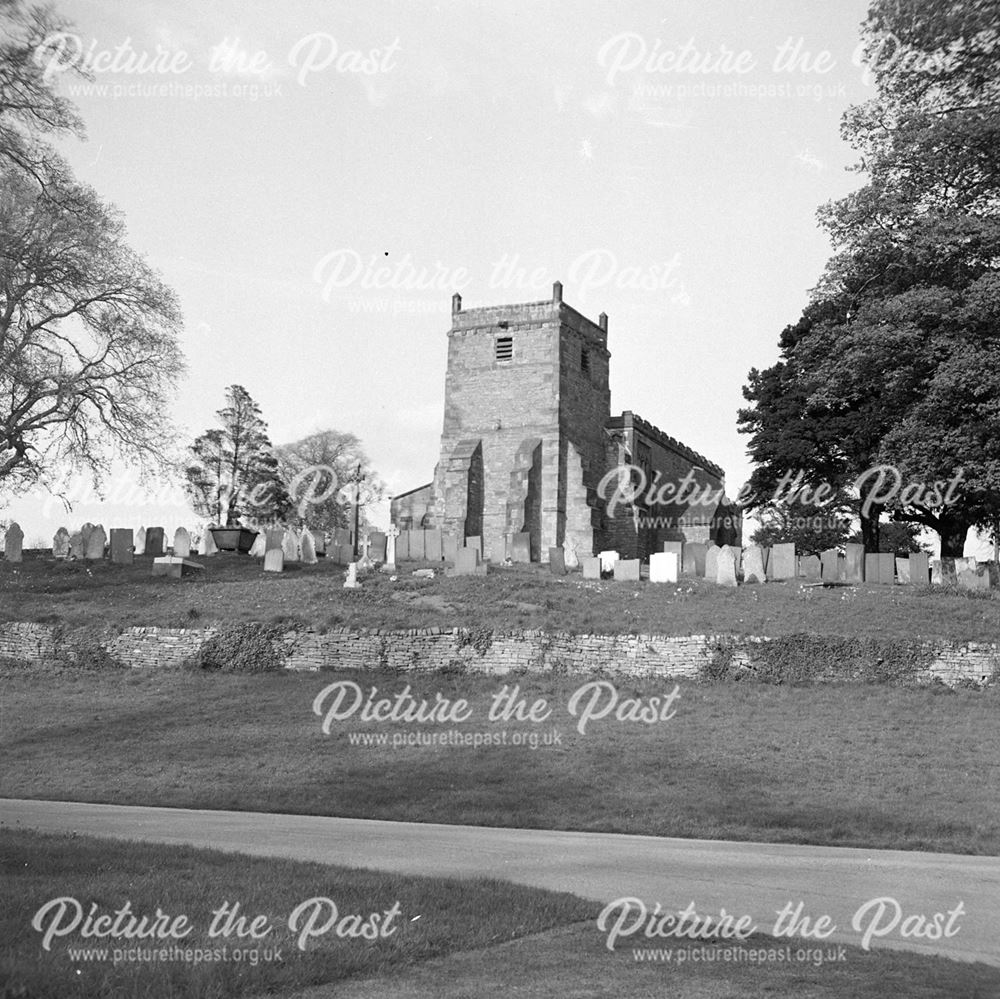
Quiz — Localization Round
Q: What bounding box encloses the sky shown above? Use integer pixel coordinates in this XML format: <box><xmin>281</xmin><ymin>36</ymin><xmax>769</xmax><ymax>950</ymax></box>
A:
<box><xmin>4</xmin><ymin>0</ymin><xmax>883</xmax><ymax>545</ymax></box>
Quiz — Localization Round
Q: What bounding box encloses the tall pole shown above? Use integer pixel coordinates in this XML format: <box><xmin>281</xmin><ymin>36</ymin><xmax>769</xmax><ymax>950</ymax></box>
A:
<box><xmin>352</xmin><ymin>462</ymin><xmax>362</xmax><ymax>560</ymax></box>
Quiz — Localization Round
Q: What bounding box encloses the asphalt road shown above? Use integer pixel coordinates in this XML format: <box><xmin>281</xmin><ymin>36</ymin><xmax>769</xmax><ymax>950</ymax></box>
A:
<box><xmin>3</xmin><ymin>798</ymin><xmax>998</xmax><ymax>966</ymax></box>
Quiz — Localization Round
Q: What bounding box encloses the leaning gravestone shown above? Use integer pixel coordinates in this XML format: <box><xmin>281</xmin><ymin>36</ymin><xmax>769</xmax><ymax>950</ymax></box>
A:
<box><xmin>769</xmin><ymin>543</ymin><xmax>796</xmax><ymax>581</ymax></box>
<box><xmin>69</xmin><ymin>530</ymin><xmax>85</xmax><ymax>559</ymax></box>
<box><xmin>249</xmin><ymin>532</ymin><xmax>267</xmax><ymax>558</ymax></box>
<box><xmin>300</xmin><ymin>530</ymin><xmax>318</xmax><ymax>565</ymax></box>
<box><xmin>110</xmin><ymin>529</ymin><xmax>134</xmax><ymax>565</ymax></box>
<box><xmin>134</xmin><ymin>527</ymin><xmax>146</xmax><ymax>556</ymax></box>
<box><xmin>85</xmin><ymin>525</ymin><xmax>106</xmax><ymax>560</ymax></box>
<box><xmin>716</xmin><ymin>547</ymin><xmax>738</xmax><ymax>587</ymax></box>
<box><xmin>264</xmin><ymin>549</ymin><xmax>284</xmax><ymax>573</ymax></box>
<box><xmin>649</xmin><ymin>551</ymin><xmax>678</xmax><ymax>583</ymax></box>
<box><xmin>511</xmin><ymin>532</ymin><xmax>531</xmax><ymax>563</ymax></box>
<box><xmin>145</xmin><ymin>527</ymin><xmax>165</xmax><ymax>557</ymax></box>
<box><xmin>4</xmin><ymin>522</ymin><xmax>24</xmax><ymax>562</ymax></box>
<box><xmin>683</xmin><ymin>542</ymin><xmax>707</xmax><ymax>577</ymax></box>
<box><xmin>742</xmin><ymin>546</ymin><xmax>766</xmax><ymax>584</ymax></box>
<box><xmin>799</xmin><ymin>554</ymin><xmax>821</xmax><ymax>581</ymax></box>
<box><xmin>53</xmin><ymin>528</ymin><xmax>71</xmax><ymax>559</ymax></box>
<box><xmin>704</xmin><ymin>545</ymin><xmax>721</xmax><ymax>582</ymax></box>
<box><xmin>844</xmin><ymin>543</ymin><xmax>865</xmax><ymax>583</ymax></box>
<box><xmin>909</xmin><ymin>552</ymin><xmax>929</xmax><ymax>585</ymax></box>
<box><xmin>173</xmin><ymin>527</ymin><xmax>191</xmax><ymax>558</ymax></box>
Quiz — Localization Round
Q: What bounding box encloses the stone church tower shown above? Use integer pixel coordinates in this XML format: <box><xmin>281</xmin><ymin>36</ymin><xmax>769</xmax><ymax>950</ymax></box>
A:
<box><xmin>391</xmin><ymin>283</ymin><xmax>737</xmax><ymax>563</ymax></box>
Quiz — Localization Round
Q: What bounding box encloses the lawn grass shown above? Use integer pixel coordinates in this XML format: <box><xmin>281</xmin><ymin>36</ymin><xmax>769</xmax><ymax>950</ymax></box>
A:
<box><xmin>3</xmin><ymin>668</ymin><xmax>999</xmax><ymax>854</ymax></box>
<box><xmin>3</xmin><ymin>829</ymin><xmax>996</xmax><ymax>999</ymax></box>
<box><xmin>3</xmin><ymin>549</ymin><xmax>1000</xmax><ymax>640</ymax></box>
<box><xmin>0</xmin><ymin>827</ymin><xmax>593</xmax><ymax>999</ymax></box>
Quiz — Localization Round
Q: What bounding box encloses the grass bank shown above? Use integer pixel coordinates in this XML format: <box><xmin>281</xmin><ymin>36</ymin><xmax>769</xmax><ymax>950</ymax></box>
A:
<box><xmin>3</xmin><ymin>669</ymin><xmax>999</xmax><ymax>854</ymax></box>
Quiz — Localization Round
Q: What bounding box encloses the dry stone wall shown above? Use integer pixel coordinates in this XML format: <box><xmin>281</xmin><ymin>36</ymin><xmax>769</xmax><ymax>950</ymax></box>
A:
<box><xmin>1</xmin><ymin>621</ymin><xmax>997</xmax><ymax>686</ymax></box>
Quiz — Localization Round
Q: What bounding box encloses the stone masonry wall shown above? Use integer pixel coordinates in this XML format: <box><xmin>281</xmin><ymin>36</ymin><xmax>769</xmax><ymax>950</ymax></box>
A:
<box><xmin>1</xmin><ymin>621</ymin><xmax>997</xmax><ymax>686</ymax></box>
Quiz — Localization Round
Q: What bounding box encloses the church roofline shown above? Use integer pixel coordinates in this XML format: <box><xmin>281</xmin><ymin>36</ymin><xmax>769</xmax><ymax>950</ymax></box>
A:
<box><xmin>607</xmin><ymin>410</ymin><xmax>725</xmax><ymax>480</ymax></box>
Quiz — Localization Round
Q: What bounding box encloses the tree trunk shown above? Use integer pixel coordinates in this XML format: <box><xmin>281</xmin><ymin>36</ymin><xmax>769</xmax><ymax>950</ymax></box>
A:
<box><xmin>860</xmin><ymin>503</ymin><xmax>883</xmax><ymax>552</ymax></box>
<box><xmin>938</xmin><ymin>517</ymin><xmax>969</xmax><ymax>559</ymax></box>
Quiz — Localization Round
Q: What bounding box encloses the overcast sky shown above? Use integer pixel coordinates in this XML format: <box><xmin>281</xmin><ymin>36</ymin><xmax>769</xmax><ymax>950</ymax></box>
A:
<box><xmin>6</xmin><ymin>0</ymin><xmax>881</xmax><ymax>543</ymax></box>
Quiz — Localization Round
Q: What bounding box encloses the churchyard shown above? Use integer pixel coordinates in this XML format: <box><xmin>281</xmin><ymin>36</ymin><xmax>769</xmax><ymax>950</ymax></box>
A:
<box><xmin>2</xmin><ymin>522</ymin><xmax>1000</xmax><ymax>641</ymax></box>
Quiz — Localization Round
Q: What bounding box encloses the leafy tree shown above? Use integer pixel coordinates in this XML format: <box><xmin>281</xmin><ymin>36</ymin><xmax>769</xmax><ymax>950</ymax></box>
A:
<box><xmin>275</xmin><ymin>429</ymin><xmax>384</xmax><ymax>533</ymax></box>
<box><xmin>0</xmin><ymin>1</ymin><xmax>185</xmax><ymax>494</ymax></box>
<box><xmin>740</xmin><ymin>0</ymin><xmax>1000</xmax><ymax>556</ymax></box>
<box><xmin>848</xmin><ymin>521</ymin><xmax>927</xmax><ymax>555</ymax></box>
<box><xmin>750</xmin><ymin>498</ymin><xmax>852</xmax><ymax>556</ymax></box>
<box><xmin>185</xmin><ymin>386</ymin><xmax>291</xmax><ymax>527</ymax></box>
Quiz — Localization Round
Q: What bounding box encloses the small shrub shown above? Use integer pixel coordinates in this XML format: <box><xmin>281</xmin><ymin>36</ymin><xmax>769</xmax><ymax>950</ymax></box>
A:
<box><xmin>193</xmin><ymin>623</ymin><xmax>284</xmax><ymax>673</ymax></box>
<box><xmin>457</xmin><ymin>627</ymin><xmax>494</xmax><ymax>656</ymax></box>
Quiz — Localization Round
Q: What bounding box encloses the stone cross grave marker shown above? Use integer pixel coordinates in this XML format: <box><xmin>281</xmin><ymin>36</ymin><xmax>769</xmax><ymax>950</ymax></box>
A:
<box><xmin>385</xmin><ymin>525</ymin><xmax>400</xmax><ymax>567</ymax></box>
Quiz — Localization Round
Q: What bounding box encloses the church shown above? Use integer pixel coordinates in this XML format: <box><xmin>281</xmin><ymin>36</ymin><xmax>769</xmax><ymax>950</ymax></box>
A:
<box><xmin>391</xmin><ymin>282</ymin><xmax>739</xmax><ymax>564</ymax></box>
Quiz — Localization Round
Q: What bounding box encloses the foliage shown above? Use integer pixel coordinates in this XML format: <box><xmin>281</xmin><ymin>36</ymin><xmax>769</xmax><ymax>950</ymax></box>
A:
<box><xmin>750</xmin><ymin>497</ymin><xmax>852</xmax><ymax>555</ymax></box>
<box><xmin>705</xmin><ymin>634</ymin><xmax>935</xmax><ymax>684</ymax></box>
<box><xmin>739</xmin><ymin>0</ymin><xmax>1000</xmax><ymax>556</ymax></box>
<box><xmin>192</xmin><ymin>622</ymin><xmax>285</xmax><ymax>673</ymax></box>
<box><xmin>275</xmin><ymin>428</ymin><xmax>384</xmax><ymax>533</ymax></box>
<box><xmin>184</xmin><ymin>385</ymin><xmax>291</xmax><ymax>527</ymax></box>
<box><xmin>848</xmin><ymin>521</ymin><xmax>927</xmax><ymax>554</ymax></box>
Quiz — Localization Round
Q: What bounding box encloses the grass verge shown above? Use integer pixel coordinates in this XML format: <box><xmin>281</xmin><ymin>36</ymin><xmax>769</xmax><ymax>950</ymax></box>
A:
<box><xmin>2</xmin><ymin>830</ymin><xmax>996</xmax><ymax>999</ymax></box>
<box><xmin>3</xmin><ymin>669</ymin><xmax>999</xmax><ymax>854</ymax></box>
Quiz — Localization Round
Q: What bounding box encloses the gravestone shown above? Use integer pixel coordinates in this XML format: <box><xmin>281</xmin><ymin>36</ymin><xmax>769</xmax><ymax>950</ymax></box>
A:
<box><xmin>742</xmin><ymin>546</ymin><xmax>766</xmax><ymax>584</ymax></box>
<box><xmin>145</xmin><ymin>527</ymin><xmax>165</xmax><ymax>557</ymax></box>
<box><xmin>909</xmin><ymin>552</ymin><xmax>929</xmax><ymax>585</ymax></box>
<box><xmin>335</xmin><ymin>543</ymin><xmax>354</xmax><ymax>564</ymax></box>
<box><xmin>265</xmin><ymin>528</ymin><xmax>284</xmax><ymax>552</ymax></box>
<box><xmin>421</xmin><ymin>529</ymin><xmax>440</xmax><ymax>562</ymax></box>
<box><xmin>721</xmin><ymin>545</ymin><xmax>742</xmax><ymax>577</ymax></box>
<box><xmin>716</xmin><ymin>547</ymin><xmax>737</xmax><ymax>587</ymax></box>
<box><xmin>300</xmin><ymin>530</ymin><xmax>318</xmax><ymax>565</ymax></box>
<box><xmin>598</xmin><ymin>550</ymin><xmax>619</xmax><ymax>574</ymax></box>
<box><xmin>934</xmin><ymin>558</ymin><xmax>957</xmax><ymax>585</ymax></box>
<box><xmin>662</xmin><ymin>540</ymin><xmax>683</xmax><ymax>561</ymax></box>
<box><xmin>53</xmin><ymin>528</ymin><xmax>71</xmax><ymax>559</ymax></box>
<box><xmin>582</xmin><ymin>556</ymin><xmax>601</xmax><ymax>580</ymax></box>
<box><xmin>69</xmin><ymin>530</ymin><xmax>85</xmax><ymax>559</ymax></box>
<box><xmin>4</xmin><ymin>522</ymin><xmax>23</xmax><ymax>562</ymax></box>
<box><xmin>85</xmin><ymin>525</ymin><xmax>106</xmax><ymax>560</ymax></box>
<box><xmin>357</xmin><ymin>533</ymin><xmax>375</xmax><ymax>570</ymax></box>
<box><xmin>312</xmin><ymin>531</ymin><xmax>327</xmax><ymax>557</ymax></box>
<box><xmin>683</xmin><ymin>542</ymin><xmax>707</xmax><ymax>577</ymax></box>
<box><xmin>865</xmin><ymin>553</ymin><xmax>880</xmax><ymax>584</ymax></box>
<box><xmin>447</xmin><ymin>547</ymin><xmax>487</xmax><ymax>577</ymax></box>
<box><xmin>282</xmin><ymin>529</ymin><xmax>299</xmax><ymax>563</ymax></box>
<box><xmin>333</xmin><ymin>527</ymin><xmax>352</xmax><ymax>548</ymax></box>
<box><xmin>173</xmin><ymin>527</ymin><xmax>191</xmax><ymax>558</ymax></box>
<box><xmin>200</xmin><ymin>528</ymin><xmax>219</xmax><ymax>557</ymax></box>
<box><xmin>548</xmin><ymin>546</ymin><xmax>567</xmax><ymax>575</ymax></box>
<box><xmin>958</xmin><ymin>568</ymin><xmax>990</xmax><ymax>591</ymax></box>
<box><xmin>704</xmin><ymin>545</ymin><xmax>721</xmax><ymax>582</ymax></box>
<box><xmin>151</xmin><ymin>556</ymin><xmax>203</xmax><ymax>579</ymax></box>
<box><xmin>249</xmin><ymin>532</ymin><xmax>267</xmax><ymax>558</ymax></box>
<box><xmin>441</xmin><ymin>532</ymin><xmax>458</xmax><ymax>563</ymax></box>
<box><xmin>407</xmin><ymin>529</ymin><xmax>426</xmax><ymax>561</ymax></box>
<box><xmin>110</xmin><ymin>529</ymin><xmax>134</xmax><ymax>565</ymax></box>
<box><xmin>385</xmin><ymin>525</ymin><xmax>400</xmax><ymax>568</ymax></box>
<box><xmin>134</xmin><ymin>527</ymin><xmax>146</xmax><ymax>556</ymax></box>
<box><xmin>613</xmin><ymin>559</ymin><xmax>640</xmax><ymax>581</ymax></box>
<box><xmin>511</xmin><ymin>532</ymin><xmax>531</xmax><ymax>563</ymax></box>
<box><xmin>370</xmin><ymin>531</ymin><xmax>388</xmax><ymax>563</ymax></box>
<box><xmin>870</xmin><ymin>553</ymin><xmax>895</xmax><ymax>585</ymax></box>
<box><xmin>820</xmin><ymin>548</ymin><xmax>839</xmax><ymax>582</ymax></box>
<box><xmin>769</xmin><ymin>543</ymin><xmax>796</xmax><ymax>581</ymax></box>
<box><xmin>264</xmin><ymin>549</ymin><xmax>284</xmax><ymax>573</ymax></box>
<box><xmin>343</xmin><ymin>562</ymin><xmax>361</xmax><ymax>588</ymax></box>
<box><xmin>799</xmin><ymin>554</ymin><xmax>821</xmax><ymax>581</ymax></box>
<box><xmin>895</xmin><ymin>557</ymin><xmax>911</xmax><ymax>584</ymax></box>
<box><xmin>80</xmin><ymin>523</ymin><xmax>95</xmax><ymax>552</ymax></box>
<box><xmin>649</xmin><ymin>551</ymin><xmax>678</xmax><ymax>583</ymax></box>
<box><xmin>844</xmin><ymin>543</ymin><xmax>865</xmax><ymax>583</ymax></box>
